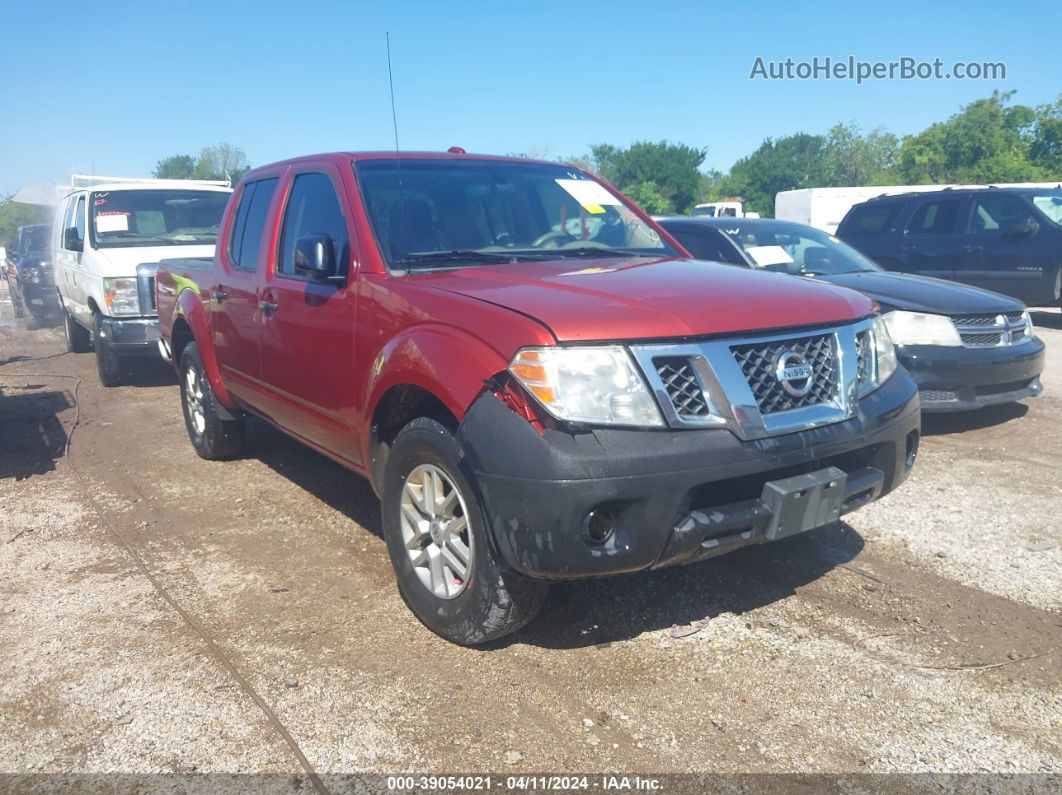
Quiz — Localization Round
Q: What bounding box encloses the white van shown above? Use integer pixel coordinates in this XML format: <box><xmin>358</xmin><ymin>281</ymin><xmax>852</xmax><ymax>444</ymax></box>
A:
<box><xmin>54</xmin><ymin>176</ymin><xmax>231</xmax><ymax>385</ymax></box>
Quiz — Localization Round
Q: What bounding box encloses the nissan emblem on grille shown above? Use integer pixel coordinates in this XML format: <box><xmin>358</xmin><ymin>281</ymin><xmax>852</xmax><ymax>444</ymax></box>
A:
<box><xmin>775</xmin><ymin>351</ymin><xmax>814</xmax><ymax>397</ymax></box>
<box><xmin>731</xmin><ymin>333</ymin><xmax>838</xmax><ymax>415</ymax></box>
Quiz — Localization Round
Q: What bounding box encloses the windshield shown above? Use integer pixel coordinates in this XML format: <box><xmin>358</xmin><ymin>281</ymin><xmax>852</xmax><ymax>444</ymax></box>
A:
<box><xmin>22</xmin><ymin>226</ymin><xmax>51</xmax><ymax>253</ymax></box>
<box><xmin>354</xmin><ymin>159</ymin><xmax>676</xmax><ymax>269</ymax></box>
<box><xmin>718</xmin><ymin>221</ymin><xmax>881</xmax><ymax>276</ymax></box>
<box><xmin>90</xmin><ymin>189</ymin><xmax>229</xmax><ymax>248</ymax></box>
<box><xmin>1025</xmin><ymin>191</ymin><xmax>1062</xmax><ymax>226</ymax></box>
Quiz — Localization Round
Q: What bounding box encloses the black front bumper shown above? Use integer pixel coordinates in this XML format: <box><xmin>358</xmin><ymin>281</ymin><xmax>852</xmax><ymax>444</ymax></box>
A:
<box><xmin>97</xmin><ymin>315</ymin><xmax>161</xmax><ymax>356</ymax></box>
<box><xmin>18</xmin><ymin>280</ymin><xmax>60</xmax><ymax>316</ymax></box>
<box><xmin>899</xmin><ymin>338</ymin><xmax>1045</xmax><ymax>412</ymax></box>
<box><xmin>457</xmin><ymin>371</ymin><xmax>920</xmax><ymax>580</ymax></box>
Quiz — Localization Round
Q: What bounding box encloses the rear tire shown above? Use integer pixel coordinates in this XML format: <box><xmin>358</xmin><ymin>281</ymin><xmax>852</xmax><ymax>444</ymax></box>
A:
<box><xmin>381</xmin><ymin>417</ymin><xmax>549</xmax><ymax>645</ymax></box>
<box><xmin>179</xmin><ymin>342</ymin><xmax>244</xmax><ymax>460</ymax></box>
<box><xmin>93</xmin><ymin>314</ymin><xmax>123</xmax><ymax>387</ymax></box>
<box><xmin>64</xmin><ymin>309</ymin><xmax>92</xmax><ymax>353</ymax></box>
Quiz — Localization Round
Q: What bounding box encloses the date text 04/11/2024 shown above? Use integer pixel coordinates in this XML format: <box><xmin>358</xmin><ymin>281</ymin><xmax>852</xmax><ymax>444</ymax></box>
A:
<box><xmin>385</xmin><ymin>775</ymin><xmax>663</xmax><ymax>791</ymax></box>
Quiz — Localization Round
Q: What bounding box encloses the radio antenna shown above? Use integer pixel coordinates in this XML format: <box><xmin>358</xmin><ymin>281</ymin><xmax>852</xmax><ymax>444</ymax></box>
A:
<box><xmin>386</xmin><ymin>32</ymin><xmax>400</xmax><ymax>154</ymax></box>
<box><xmin>386</xmin><ymin>32</ymin><xmax>410</xmax><ymax>272</ymax></box>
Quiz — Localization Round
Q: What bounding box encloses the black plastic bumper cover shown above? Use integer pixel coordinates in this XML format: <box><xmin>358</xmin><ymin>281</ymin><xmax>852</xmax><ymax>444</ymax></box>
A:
<box><xmin>899</xmin><ymin>338</ymin><xmax>1045</xmax><ymax>411</ymax></box>
<box><xmin>457</xmin><ymin>370</ymin><xmax>920</xmax><ymax>580</ymax></box>
<box><xmin>20</xmin><ymin>281</ymin><xmax>61</xmax><ymax>314</ymax></box>
<box><xmin>98</xmin><ymin>316</ymin><xmax>160</xmax><ymax>355</ymax></box>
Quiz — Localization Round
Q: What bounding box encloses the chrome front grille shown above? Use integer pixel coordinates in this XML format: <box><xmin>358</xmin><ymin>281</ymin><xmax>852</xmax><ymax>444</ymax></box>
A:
<box><xmin>731</xmin><ymin>333</ymin><xmax>837</xmax><ymax>414</ymax></box>
<box><xmin>654</xmin><ymin>357</ymin><xmax>710</xmax><ymax>418</ymax></box>
<box><xmin>136</xmin><ymin>262</ymin><xmax>159</xmax><ymax>317</ymax></box>
<box><xmin>855</xmin><ymin>330</ymin><xmax>873</xmax><ymax>392</ymax></box>
<box><xmin>951</xmin><ymin>312</ymin><xmax>1029</xmax><ymax>348</ymax></box>
<box><xmin>630</xmin><ymin>318</ymin><xmax>874</xmax><ymax>441</ymax></box>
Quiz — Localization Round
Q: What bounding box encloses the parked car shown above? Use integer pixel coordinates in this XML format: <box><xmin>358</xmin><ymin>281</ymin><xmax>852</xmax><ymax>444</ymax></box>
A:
<box><xmin>659</xmin><ymin>216</ymin><xmax>1045</xmax><ymax>412</ymax></box>
<box><xmin>54</xmin><ymin>176</ymin><xmax>232</xmax><ymax>386</ymax></box>
<box><xmin>835</xmin><ymin>187</ymin><xmax>1062</xmax><ymax>307</ymax></box>
<box><xmin>4</xmin><ymin>223</ymin><xmax>58</xmax><ymax>323</ymax></box>
<box><xmin>156</xmin><ymin>151</ymin><xmax>919</xmax><ymax>645</ymax></box>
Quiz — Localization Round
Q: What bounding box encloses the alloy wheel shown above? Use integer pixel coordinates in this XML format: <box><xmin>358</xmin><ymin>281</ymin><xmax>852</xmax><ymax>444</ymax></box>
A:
<box><xmin>184</xmin><ymin>366</ymin><xmax>206</xmax><ymax>435</ymax></box>
<box><xmin>400</xmin><ymin>464</ymin><xmax>474</xmax><ymax>599</ymax></box>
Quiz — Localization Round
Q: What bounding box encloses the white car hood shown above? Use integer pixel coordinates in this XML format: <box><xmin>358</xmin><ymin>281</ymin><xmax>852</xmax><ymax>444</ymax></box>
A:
<box><xmin>95</xmin><ymin>244</ymin><xmax>216</xmax><ymax>276</ymax></box>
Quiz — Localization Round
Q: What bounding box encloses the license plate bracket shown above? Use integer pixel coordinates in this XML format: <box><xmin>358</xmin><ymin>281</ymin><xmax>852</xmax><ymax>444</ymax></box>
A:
<box><xmin>761</xmin><ymin>466</ymin><xmax>847</xmax><ymax>541</ymax></box>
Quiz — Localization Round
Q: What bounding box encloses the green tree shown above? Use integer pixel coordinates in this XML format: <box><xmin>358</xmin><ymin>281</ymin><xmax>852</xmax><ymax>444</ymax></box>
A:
<box><xmin>191</xmin><ymin>143</ymin><xmax>251</xmax><ymax>183</ymax></box>
<box><xmin>0</xmin><ymin>193</ymin><xmax>51</xmax><ymax>252</ymax></box>
<box><xmin>590</xmin><ymin>141</ymin><xmax>706</xmax><ymax>214</ymax></box>
<box><xmin>562</xmin><ymin>153</ymin><xmax>596</xmax><ymax>173</ymax></box>
<box><xmin>153</xmin><ymin>154</ymin><xmax>195</xmax><ymax>179</ymax></box>
<box><xmin>897</xmin><ymin>91</ymin><xmax>1045</xmax><ymax>183</ymax></box>
<box><xmin>695</xmin><ymin>168</ymin><xmax>727</xmax><ymax>204</ymax></box>
<box><xmin>622</xmin><ymin>181</ymin><xmax>672</xmax><ymax>215</ymax></box>
<box><xmin>1030</xmin><ymin>97</ymin><xmax>1062</xmax><ymax>177</ymax></box>
<box><xmin>722</xmin><ymin>133</ymin><xmax>828</xmax><ymax>215</ymax></box>
<box><xmin>822</xmin><ymin>123</ymin><xmax>900</xmax><ymax>186</ymax></box>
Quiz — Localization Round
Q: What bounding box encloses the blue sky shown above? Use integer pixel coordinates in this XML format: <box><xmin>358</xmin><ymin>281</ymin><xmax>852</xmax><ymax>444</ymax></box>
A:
<box><xmin>1</xmin><ymin>0</ymin><xmax>1058</xmax><ymax>194</ymax></box>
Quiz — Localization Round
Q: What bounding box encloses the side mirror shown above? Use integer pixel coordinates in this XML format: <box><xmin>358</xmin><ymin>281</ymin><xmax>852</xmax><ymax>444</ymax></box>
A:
<box><xmin>63</xmin><ymin>227</ymin><xmax>83</xmax><ymax>252</ymax></box>
<box><xmin>294</xmin><ymin>233</ymin><xmax>338</xmax><ymax>280</ymax></box>
<box><xmin>1001</xmin><ymin>217</ymin><xmax>1038</xmax><ymax>238</ymax></box>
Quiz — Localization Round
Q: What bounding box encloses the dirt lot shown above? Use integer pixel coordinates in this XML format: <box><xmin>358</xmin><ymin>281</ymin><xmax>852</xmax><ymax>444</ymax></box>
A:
<box><xmin>0</xmin><ymin>292</ymin><xmax>1059</xmax><ymax>790</ymax></box>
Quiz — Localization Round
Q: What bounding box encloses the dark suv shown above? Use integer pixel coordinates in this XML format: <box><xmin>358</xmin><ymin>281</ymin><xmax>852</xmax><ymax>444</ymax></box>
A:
<box><xmin>4</xmin><ymin>224</ymin><xmax>58</xmax><ymax>323</ymax></box>
<box><xmin>836</xmin><ymin>187</ymin><xmax>1062</xmax><ymax>307</ymax></box>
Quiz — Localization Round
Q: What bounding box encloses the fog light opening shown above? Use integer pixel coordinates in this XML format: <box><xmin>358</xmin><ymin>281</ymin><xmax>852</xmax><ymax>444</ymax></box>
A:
<box><xmin>584</xmin><ymin>506</ymin><xmax>617</xmax><ymax>545</ymax></box>
<box><xmin>905</xmin><ymin>430</ymin><xmax>920</xmax><ymax>469</ymax></box>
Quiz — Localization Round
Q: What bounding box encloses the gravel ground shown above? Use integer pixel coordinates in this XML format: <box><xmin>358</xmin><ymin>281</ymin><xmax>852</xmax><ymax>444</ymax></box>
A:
<box><xmin>0</xmin><ymin>289</ymin><xmax>1058</xmax><ymax>792</ymax></box>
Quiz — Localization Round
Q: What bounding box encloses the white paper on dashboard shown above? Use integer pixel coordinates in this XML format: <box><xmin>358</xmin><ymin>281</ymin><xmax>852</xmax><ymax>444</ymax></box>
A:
<box><xmin>555</xmin><ymin>179</ymin><xmax>622</xmax><ymax>208</ymax></box>
<box><xmin>744</xmin><ymin>245</ymin><xmax>793</xmax><ymax>267</ymax></box>
<box><xmin>95</xmin><ymin>213</ymin><xmax>130</xmax><ymax>232</ymax></box>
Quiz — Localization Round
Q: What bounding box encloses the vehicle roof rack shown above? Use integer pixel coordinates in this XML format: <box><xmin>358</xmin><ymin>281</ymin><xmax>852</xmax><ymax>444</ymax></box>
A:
<box><xmin>68</xmin><ymin>174</ymin><xmax>231</xmax><ymax>190</ymax></box>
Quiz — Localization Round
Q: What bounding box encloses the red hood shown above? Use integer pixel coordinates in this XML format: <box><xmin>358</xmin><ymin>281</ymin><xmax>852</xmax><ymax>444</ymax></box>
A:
<box><xmin>411</xmin><ymin>257</ymin><xmax>873</xmax><ymax>342</ymax></box>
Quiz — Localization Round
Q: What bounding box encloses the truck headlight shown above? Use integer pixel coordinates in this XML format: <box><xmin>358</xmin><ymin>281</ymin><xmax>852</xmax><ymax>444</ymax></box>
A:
<box><xmin>25</xmin><ymin>266</ymin><xmax>42</xmax><ymax>284</ymax></box>
<box><xmin>102</xmin><ymin>277</ymin><xmax>141</xmax><ymax>316</ymax></box>
<box><xmin>873</xmin><ymin>314</ymin><xmax>898</xmax><ymax>384</ymax></box>
<box><xmin>882</xmin><ymin>310</ymin><xmax>961</xmax><ymax>347</ymax></box>
<box><xmin>510</xmin><ymin>346</ymin><xmax>664</xmax><ymax>427</ymax></box>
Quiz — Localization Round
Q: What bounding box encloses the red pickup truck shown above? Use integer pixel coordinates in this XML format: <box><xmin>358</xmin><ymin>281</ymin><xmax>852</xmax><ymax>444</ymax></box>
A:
<box><xmin>156</xmin><ymin>151</ymin><xmax>920</xmax><ymax>644</ymax></box>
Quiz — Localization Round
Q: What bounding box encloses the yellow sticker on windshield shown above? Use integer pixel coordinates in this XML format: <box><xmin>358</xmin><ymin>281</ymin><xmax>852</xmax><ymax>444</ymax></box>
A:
<box><xmin>583</xmin><ymin>203</ymin><xmax>605</xmax><ymax>214</ymax></box>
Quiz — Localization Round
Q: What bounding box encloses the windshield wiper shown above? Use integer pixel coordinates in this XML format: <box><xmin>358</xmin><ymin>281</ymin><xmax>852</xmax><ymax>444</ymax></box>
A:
<box><xmin>394</xmin><ymin>250</ymin><xmax>543</xmax><ymax>269</ymax></box>
<box><xmin>543</xmin><ymin>246</ymin><xmax>657</xmax><ymax>259</ymax></box>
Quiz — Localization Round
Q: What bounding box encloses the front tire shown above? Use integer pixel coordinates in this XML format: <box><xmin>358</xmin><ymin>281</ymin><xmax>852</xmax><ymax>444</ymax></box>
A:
<box><xmin>9</xmin><ymin>282</ymin><xmax>25</xmax><ymax>319</ymax></box>
<box><xmin>64</xmin><ymin>308</ymin><xmax>92</xmax><ymax>353</ymax></box>
<box><xmin>93</xmin><ymin>314</ymin><xmax>123</xmax><ymax>387</ymax></box>
<box><xmin>179</xmin><ymin>342</ymin><xmax>244</xmax><ymax>460</ymax></box>
<box><xmin>382</xmin><ymin>417</ymin><xmax>548</xmax><ymax>645</ymax></box>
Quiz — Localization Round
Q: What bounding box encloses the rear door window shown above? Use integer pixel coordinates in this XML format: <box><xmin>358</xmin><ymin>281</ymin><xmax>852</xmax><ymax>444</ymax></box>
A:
<box><xmin>907</xmin><ymin>199</ymin><xmax>960</xmax><ymax>235</ymax></box>
<box><xmin>841</xmin><ymin>202</ymin><xmax>903</xmax><ymax>236</ymax></box>
<box><xmin>968</xmin><ymin>194</ymin><xmax>1032</xmax><ymax>234</ymax></box>
<box><xmin>277</xmin><ymin>172</ymin><xmax>350</xmax><ymax>279</ymax></box>
<box><xmin>671</xmin><ymin>229</ymin><xmax>742</xmax><ymax>264</ymax></box>
<box><xmin>230</xmin><ymin>178</ymin><xmax>278</xmax><ymax>271</ymax></box>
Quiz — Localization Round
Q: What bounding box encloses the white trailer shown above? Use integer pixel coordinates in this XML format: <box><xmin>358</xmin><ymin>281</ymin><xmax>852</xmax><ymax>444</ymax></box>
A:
<box><xmin>776</xmin><ymin>183</ymin><xmax>1062</xmax><ymax>233</ymax></box>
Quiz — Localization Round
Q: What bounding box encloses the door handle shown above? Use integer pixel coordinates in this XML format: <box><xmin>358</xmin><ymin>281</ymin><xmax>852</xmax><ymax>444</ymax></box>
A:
<box><xmin>212</xmin><ymin>287</ymin><xmax>229</xmax><ymax>303</ymax></box>
<box><xmin>259</xmin><ymin>300</ymin><xmax>278</xmax><ymax>314</ymax></box>
<box><xmin>962</xmin><ymin>244</ymin><xmax>982</xmax><ymax>254</ymax></box>
<box><xmin>899</xmin><ymin>244</ymin><xmax>915</xmax><ymax>252</ymax></box>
